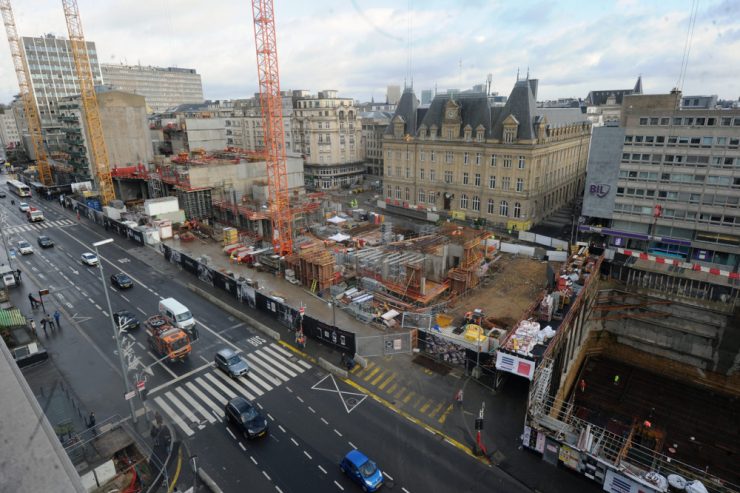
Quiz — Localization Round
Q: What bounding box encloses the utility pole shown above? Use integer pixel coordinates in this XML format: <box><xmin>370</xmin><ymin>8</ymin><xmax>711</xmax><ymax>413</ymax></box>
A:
<box><xmin>0</xmin><ymin>209</ymin><xmax>14</xmax><ymax>269</ymax></box>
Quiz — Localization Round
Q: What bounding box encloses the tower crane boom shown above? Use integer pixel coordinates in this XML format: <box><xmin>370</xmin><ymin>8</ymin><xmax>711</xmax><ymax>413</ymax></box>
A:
<box><xmin>61</xmin><ymin>0</ymin><xmax>115</xmax><ymax>205</ymax></box>
<box><xmin>252</xmin><ymin>0</ymin><xmax>293</xmax><ymax>255</ymax></box>
<box><xmin>0</xmin><ymin>0</ymin><xmax>53</xmax><ymax>186</ymax></box>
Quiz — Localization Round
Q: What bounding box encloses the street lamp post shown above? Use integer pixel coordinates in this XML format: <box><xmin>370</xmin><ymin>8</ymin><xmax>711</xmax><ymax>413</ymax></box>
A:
<box><xmin>93</xmin><ymin>238</ymin><xmax>137</xmax><ymax>424</ymax></box>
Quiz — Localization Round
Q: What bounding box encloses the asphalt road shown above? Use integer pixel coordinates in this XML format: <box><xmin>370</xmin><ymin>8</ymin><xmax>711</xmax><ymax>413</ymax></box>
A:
<box><xmin>1</xmin><ymin>185</ymin><xmax>531</xmax><ymax>493</ymax></box>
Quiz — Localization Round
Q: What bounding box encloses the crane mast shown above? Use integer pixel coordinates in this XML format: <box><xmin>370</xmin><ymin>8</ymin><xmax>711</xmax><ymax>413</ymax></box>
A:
<box><xmin>0</xmin><ymin>0</ymin><xmax>53</xmax><ymax>186</ymax></box>
<box><xmin>61</xmin><ymin>0</ymin><xmax>115</xmax><ymax>205</ymax></box>
<box><xmin>252</xmin><ymin>0</ymin><xmax>293</xmax><ymax>255</ymax></box>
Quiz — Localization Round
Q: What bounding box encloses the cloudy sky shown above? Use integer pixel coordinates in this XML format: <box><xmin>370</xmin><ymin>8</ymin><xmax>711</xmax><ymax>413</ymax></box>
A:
<box><xmin>0</xmin><ymin>0</ymin><xmax>738</xmax><ymax>104</ymax></box>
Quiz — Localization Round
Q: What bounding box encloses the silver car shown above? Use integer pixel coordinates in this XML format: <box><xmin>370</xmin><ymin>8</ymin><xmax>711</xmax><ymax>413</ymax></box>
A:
<box><xmin>215</xmin><ymin>348</ymin><xmax>250</xmax><ymax>378</ymax></box>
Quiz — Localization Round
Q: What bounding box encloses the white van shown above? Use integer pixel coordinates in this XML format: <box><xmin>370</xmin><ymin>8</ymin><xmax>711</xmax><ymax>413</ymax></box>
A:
<box><xmin>158</xmin><ymin>298</ymin><xmax>196</xmax><ymax>338</ymax></box>
<box><xmin>1</xmin><ymin>265</ymin><xmax>17</xmax><ymax>288</ymax></box>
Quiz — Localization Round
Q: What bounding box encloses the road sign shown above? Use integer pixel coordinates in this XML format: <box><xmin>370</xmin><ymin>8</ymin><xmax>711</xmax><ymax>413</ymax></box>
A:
<box><xmin>136</xmin><ymin>380</ymin><xmax>145</xmax><ymax>391</ymax></box>
<box><xmin>124</xmin><ymin>390</ymin><xmax>136</xmax><ymax>400</ymax></box>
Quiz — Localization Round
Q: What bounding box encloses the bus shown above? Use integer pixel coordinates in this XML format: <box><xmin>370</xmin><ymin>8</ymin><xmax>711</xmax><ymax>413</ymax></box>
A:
<box><xmin>6</xmin><ymin>179</ymin><xmax>30</xmax><ymax>197</ymax></box>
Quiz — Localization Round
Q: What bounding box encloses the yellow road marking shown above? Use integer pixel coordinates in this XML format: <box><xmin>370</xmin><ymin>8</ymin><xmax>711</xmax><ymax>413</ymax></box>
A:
<box><xmin>277</xmin><ymin>340</ymin><xmax>317</xmax><ymax>364</ymax></box>
<box><xmin>420</xmin><ymin>400</ymin><xmax>433</xmax><ymax>413</ymax></box>
<box><xmin>363</xmin><ymin>367</ymin><xmax>381</xmax><ymax>381</ymax></box>
<box><xmin>350</xmin><ymin>364</ymin><xmax>361</xmax><ymax>374</ymax></box>
<box><xmin>371</xmin><ymin>370</ymin><xmax>388</xmax><ymax>386</ymax></box>
<box><xmin>168</xmin><ymin>443</ymin><xmax>183</xmax><ymax>492</ymax></box>
<box><xmin>378</xmin><ymin>373</ymin><xmax>396</xmax><ymax>390</ymax></box>
<box><xmin>429</xmin><ymin>402</ymin><xmax>444</xmax><ymax>418</ymax></box>
<box><xmin>387</xmin><ymin>383</ymin><xmax>398</xmax><ymax>395</ymax></box>
<box><xmin>403</xmin><ymin>391</ymin><xmax>415</xmax><ymax>403</ymax></box>
<box><xmin>414</xmin><ymin>395</ymin><xmax>425</xmax><ymax>408</ymax></box>
<box><xmin>356</xmin><ymin>361</ymin><xmax>375</xmax><ymax>376</ymax></box>
<box><xmin>395</xmin><ymin>387</ymin><xmax>406</xmax><ymax>399</ymax></box>
<box><xmin>438</xmin><ymin>404</ymin><xmax>453</xmax><ymax>424</ymax></box>
<box><xmin>340</xmin><ymin>377</ymin><xmax>487</xmax><ymax>464</ymax></box>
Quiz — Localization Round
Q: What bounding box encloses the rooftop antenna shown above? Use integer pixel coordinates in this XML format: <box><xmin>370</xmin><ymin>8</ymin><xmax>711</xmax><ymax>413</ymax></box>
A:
<box><xmin>486</xmin><ymin>73</ymin><xmax>492</xmax><ymax>96</ymax></box>
<box><xmin>526</xmin><ymin>66</ymin><xmax>529</xmax><ymax>80</ymax></box>
<box><xmin>516</xmin><ymin>67</ymin><xmax>520</xmax><ymax>81</ymax></box>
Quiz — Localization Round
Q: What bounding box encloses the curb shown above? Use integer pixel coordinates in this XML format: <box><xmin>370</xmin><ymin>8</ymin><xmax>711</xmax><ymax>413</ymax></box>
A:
<box><xmin>318</xmin><ymin>357</ymin><xmax>348</xmax><ymax>378</ymax></box>
<box><xmin>197</xmin><ymin>468</ymin><xmax>223</xmax><ymax>493</ymax></box>
<box><xmin>186</xmin><ymin>283</ymin><xmax>280</xmax><ymax>341</ymax></box>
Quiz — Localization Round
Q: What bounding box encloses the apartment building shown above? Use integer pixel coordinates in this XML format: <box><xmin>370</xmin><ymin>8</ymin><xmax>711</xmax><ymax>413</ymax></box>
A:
<box><xmin>101</xmin><ymin>64</ymin><xmax>204</xmax><ymax>113</ymax></box>
<box><xmin>292</xmin><ymin>90</ymin><xmax>364</xmax><ymax>190</ymax></box>
<box><xmin>0</xmin><ymin>105</ymin><xmax>21</xmax><ymax>148</ymax></box>
<box><xmin>360</xmin><ymin>111</ymin><xmax>392</xmax><ymax>176</ymax></box>
<box><xmin>21</xmin><ymin>34</ymin><xmax>103</xmax><ymax>151</ymax></box>
<box><xmin>581</xmin><ymin>90</ymin><xmax>740</xmax><ymax>268</ymax></box>
<box><xmin>224</xmin><ymin>94</ymin><xmax>295</xmax><ymax>154</ymax></box>
<box><xmin>382</xmin><ymin>80</ymin><xmax>591</xmax><ymax>230</ymax></box>
<box><xmin>585</xmin><ymin>77</ymin><xmax>642</xmax><ymax>127</ymax></box>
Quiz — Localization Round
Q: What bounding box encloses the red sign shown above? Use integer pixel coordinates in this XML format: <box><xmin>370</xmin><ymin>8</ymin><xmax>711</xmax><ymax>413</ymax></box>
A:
<box><xmin>136</xmin><ymin>380</ymin><xmax>145</xmax><ymax>391</ymax></box>
<box><xmin>299</xmin><ymin>306</ymin><xmax>305</xmax><ymax>315</ymax></box>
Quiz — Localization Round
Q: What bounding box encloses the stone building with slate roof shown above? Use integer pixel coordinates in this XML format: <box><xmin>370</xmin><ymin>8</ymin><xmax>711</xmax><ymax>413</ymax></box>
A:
<box><xmin>382</xmin><ymin>80</ymin><xmax>591</xmax><ymax>230</ymax></box>
<box><xmin>585</xmin><ymin>77</ymin><xmax>643</xmax><ymax>126</ymax></box>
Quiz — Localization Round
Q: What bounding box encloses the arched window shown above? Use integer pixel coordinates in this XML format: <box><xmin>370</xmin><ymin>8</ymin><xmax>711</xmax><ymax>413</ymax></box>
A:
<box><xmin>499</xmin><ymin>200</ymin><xmax>509</xmax><ymax>217</ymax></box>
<box><xmin>514</xmin><ymin>202</ymin><xmax>521</xmax><ymax>218</ymax></box>
<box><xmin>460</xmin><ymin>194</ymin><xmax>468</xmax><ymax>209</ymax></box>
<box><xmin>487</xmin><ymin>198</ymin><xmax>495</xmax><ymax>214</ymax></box>
<box><xmin>472</xmin><ymin>195</ymin><xmax>480</xmax><ymax>211</ymax></box>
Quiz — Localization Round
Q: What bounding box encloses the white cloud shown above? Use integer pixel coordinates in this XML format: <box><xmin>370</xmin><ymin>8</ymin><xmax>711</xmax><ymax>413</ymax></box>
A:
<box><xmin>0</xmin><ymin>0</ymin><xmax>737</xmax><ymax>104</ymax></box>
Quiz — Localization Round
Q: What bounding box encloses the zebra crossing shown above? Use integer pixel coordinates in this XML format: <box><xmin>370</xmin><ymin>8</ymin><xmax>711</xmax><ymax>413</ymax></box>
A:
<box><xmin>152</xmin><ymin>343</ymin><xmax>311</xmax><ymax>437</ymax></box>
<box><xmin>6</xmin><ymin>219</ymin><xmax>75</xmax><ymax>235</ymax></box>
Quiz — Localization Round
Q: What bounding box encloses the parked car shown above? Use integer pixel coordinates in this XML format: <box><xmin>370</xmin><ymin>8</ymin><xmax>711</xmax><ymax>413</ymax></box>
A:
<box><xmin>340</xmin><ymin>450</ymin><xmax>384</xmax><ymax>492</ymax></box>
<box><xmin>110</xmin><ymin>272</ymin><xmax>133</xmax><ymax>289</ymax></box>
<box><xmin>80</xmin><ymin>252</ymin><xmax>99</xmax><ymax>266</ymax></box>
<box><xmin>113</xmin><ymin>310</ymin><xmax>140</xmax><ymax>331</ymax></box>
<box><xmin>215</xmin><ymin>348</ymin><xmax>250</xmax><ymax>378</ymax></box>
<box><xmin>224</xmin><ymin>396</ymin><xmax>268</xmax><ymax>439</ymax></box>
<box><xmin>17</xmin><ymin>240</ymin><xmax>33</xmax><ymax>255</ymax></box>
<box><xmin>18</xmin><ymin>202</ymin><xmax>29</xmax><ymax>212</ymax></box>
<box><xmin>37</xmin><ymin>235</ymin><xmax>54</xmax><ymax>248</ymax></box>
<box><xmin>0</xmin><ymin>191</ymin><xmax>6</xmax><ymax>198</ymax></box>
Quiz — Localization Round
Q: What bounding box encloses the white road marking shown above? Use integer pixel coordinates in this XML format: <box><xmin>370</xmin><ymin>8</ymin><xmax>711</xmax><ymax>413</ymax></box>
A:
<box><xmin>154</xmin><ymin>396</ymin><xmax>194</xmax><ymax>437</ymax></box>
<box><xmin>290</xmin><ymin>438</ymin><xmax>299</xmax><ymax>446</ymax></box>
<box><xmin>402</xmin><ymin>488</ymin><xmax>411</xmax><ymax>493</ymax></box>
<box><xmin>334</xmin><ymin>481</ymin><xmax>344</xmax><ymax>490</ymax></box>
<box><xmin>318</xmin><ymin>465</ymin><xmax>327</xmax><ymax>474</ymax></box>
<box><xmin>275</xmin><ymin>486</ymin><xmax>283</xmax><ymax>493</ymax></box>
<box><xmin>242</xmin><ymin>369</ymin><xmax>273</xmax><ymax>393</ymax></box>
<box><xmin>226</xmin><ymin>427</ymin><xmax>236</xmax><ymax>439</ymax></box>
<box><xmin>262</xmin><ymin>471</ymin><xmax>271</xmax><ymax>481</ymax></box>
<box><xmin>121</xmin><ymin>295</ymin><xmax>130</xmax><ymax>302</ymax></box>
<box><xmin>146</xmin><ymin>351</ymin><xmax>178</xmax><ymax>378</ymax></box>
<box><xmin>348</xmin><ymin>441</ymin><xmax>357</xmax><ymax>450</ymax></box>
<box><xmin>163</xmin><ymin>391</ymin><xmax>202</xmax><ymax>427</ymax></box>
<box><xmin>308</xmin><ymin>406</ymin><xmax>316</xmax><ymax>414</ymax></box>
<box><xmin>212</xmin><ymin>370</ymin><xmax>256</xmax><ymax>400</ymax></box>
<box><xmin>239</xmin><ymin>442</ymin><xmax>246</xmax><ymax>451</ymax></box>
<box><xmin>262</xmin><ymin>346</ymin><xmax>305</xmax><ymax>374</ymax></box>
<box><xmin>251</xmin><ymin>349</ymin><xmax>298</xmax><ymax>378</ymax></box>
<box><xmin>321</xmin><ymin>418</ymin><xmax>328</xmax><ymax>425</ymax></box>
<box><xmin>193</xmin><ymin>376</ymin><xmax>228</xmax><ymax>406</ymax></box>
<box><xmin>136</xmin><ymin>342</ymin><xmax>146</xmax><ymax>350</ymax></box>
<box><xmin>334</xmin><ymin>429</ymin><xmax>342</xmax><ymax>437</ymax></box>
<box><xmin>267</xmin><ymin>413</ymin><xmax>275</xmax><ymax>421</ymax></box>
<box><xmin>278</xmin><ymin>425</ymin><xmax>286</xmax><ymax>433</ymax></box>
<box><xmin>383</xmin><ymin>472</ymin><xmax>394</xmax><ymax>481</ymax></box>
<box><xmin>203</xmin><ymin>372</ymin><xmax>237</xmax><ymax>398</ymax></box>
<box><xmin>243</xmin><ymin>354</ymin><xmax>284</xmax><ymax>385</ymax></box>
<box><xmin>102</xmin><ymin>310</ymin><xmax>108</xmax><ymax>317</ymax></box>
<box><xmin>137</xmin><ymin>307</ymin><xmax>146</xmax><ymax>315</ymax></box>
<box><xmin>94</xmin><ymin>304</ymin><xmax>102</xmax><ymax>310</ymax></box>
<box><xmin>303</xmin><ymin>450</ymin><xmax>312</xmax><ymax>460</ymax></box>
<box><xmin>296</xmin><ymin>396</ymin><xmax>304</xmax><ymax>403</ymax></box>
<box><xmin>175</xmin><ymin>386</ymin><xmax>216</xmax><ymax>423</ymax></box>
<box><xmin>250</xmin><ymin>456</ymin><xmax>257</xmax><ymax>465</ymax></box>
<box><xmin>185</xmin><ymin>382</ymin><xmax>223</xmax><ymax>423</ymax></box>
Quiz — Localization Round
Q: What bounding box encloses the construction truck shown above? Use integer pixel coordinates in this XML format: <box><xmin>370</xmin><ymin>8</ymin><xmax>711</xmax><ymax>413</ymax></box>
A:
<box><xmin>26</xmin><ymin>207</ymin><xmax>44</xmax><ymax>222</ymax></box>
<box><xmin>145</xmin><ymin>315</ymin><xmax>191</xmax><ymax>362</ymax></box>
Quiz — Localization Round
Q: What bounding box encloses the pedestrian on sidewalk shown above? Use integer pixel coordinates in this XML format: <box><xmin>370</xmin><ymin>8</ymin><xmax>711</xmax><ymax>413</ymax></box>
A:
<box><xmin>46</xmin><ymin>313</ymin><xmax>55</xmax><ymax>331</ymax></box>
<box><xmin>579</xmin><ymin>379</ymin><xmax>587</xmax><ymax>393</ymax></box>
<box><xmin>29</xmin><ymin>319</ymin><xmax>37</xmax><ymax>336</ymax></box>
<box><xmin>54</xmin><ymin>310</ymin><xmax>61</xmax><ymax>328</ymax></box>
<box><xmin>40</xmin><ymin>317</ymin><xmax>48</xmax><ymax>334</ymax></box>
<box><xmin>28</xmin><ymin>293</ymin><xmax>38</xmax><ymax>309</ymax></box>
<box><xmin>87</xmin><ymin>412</ymin><xmax>96</xmax><ymax>435</ymax></box>
<box><xmin>455</xmin><ymin>389</ymin><xmax>464</xmax><ymax>406</ymax></box>
<box><xmin>15</xmin><ymin>269</ymin><xmax>21</xmax><ymax>282</ymax></box>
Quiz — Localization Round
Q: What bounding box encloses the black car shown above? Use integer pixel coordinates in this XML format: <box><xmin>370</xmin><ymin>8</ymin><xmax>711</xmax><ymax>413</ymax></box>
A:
<box><xmin>225</xmin><ymin>396</ymin><xmax>268</xmax><ymax>440</ymax></box>
<box><xmin>37</xmin><ymin>235</ymin><xmax>54</xmax><ymax>248</ymax></box>
<box><xmin>110</xmin><ymin>272</ymin><xmax>134</xmax><ymax>289</ymax></box>
<box><xmin>113</xmin><ymin>310</ymin><xmax>140</xmax><ymax>331</ymax></box>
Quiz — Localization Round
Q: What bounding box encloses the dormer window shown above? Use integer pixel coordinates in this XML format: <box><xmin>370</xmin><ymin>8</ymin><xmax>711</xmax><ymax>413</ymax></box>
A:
<box><xmin>476</xmin><ymin>130</ymin><xmax>484</xmax><ymax>142</ymax></box>
<box><xmin>447</xmin><ymin>129</ymin><xmax>454</xmax><ymax>140</ymax></box>
<box><xmin>504</xmin><ymin>127</ymin><xmax>516</xmax><ymax>143</ymax></box>
<box><xmin>464</xmin><ymin>125</ymin><xmax>472</xmax><ymax>142</ymax></box>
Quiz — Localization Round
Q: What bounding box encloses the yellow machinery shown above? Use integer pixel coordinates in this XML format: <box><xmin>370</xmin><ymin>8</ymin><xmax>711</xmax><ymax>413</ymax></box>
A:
<box><xmin>61</xmin><ymin>0</ymin><xmax>115</xmax><ymax>205</ymax></box>
<box><xmin>0</xmin><ymin>0</ymin><xmax>53</xmax><ymax>186</ymax></box>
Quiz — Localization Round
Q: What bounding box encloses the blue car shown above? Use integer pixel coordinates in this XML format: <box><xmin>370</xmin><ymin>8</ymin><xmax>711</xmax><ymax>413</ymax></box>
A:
<box><xmin>340</xmin><ymin>450</ymin><xmax>383</xmax><ymax>492</ymax></box>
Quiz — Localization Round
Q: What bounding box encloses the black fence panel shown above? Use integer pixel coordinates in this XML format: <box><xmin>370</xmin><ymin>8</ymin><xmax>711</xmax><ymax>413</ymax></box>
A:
<box><xmin>179</xmin><ymin>254</ymin><xmax>200</xmax><ymax>276</ymax></box>
<box><xmin>301</xmin><ymin>315</ymin><xmax>356</xmax><ymax>353</ymax></box>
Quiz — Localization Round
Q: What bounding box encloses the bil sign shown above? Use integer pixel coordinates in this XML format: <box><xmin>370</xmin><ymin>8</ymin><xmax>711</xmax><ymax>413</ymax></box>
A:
<box><xmin>589</xmin><ymin>183</ymin><xmax>611</xmax><ymax>198</ymax></box>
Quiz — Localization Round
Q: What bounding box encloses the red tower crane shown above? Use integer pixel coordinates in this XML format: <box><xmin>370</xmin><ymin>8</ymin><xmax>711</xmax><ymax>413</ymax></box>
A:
<box><xmin>252</xmin><ymin>0</ymin><xmax>293</xmax><ymax>255</ymax></box>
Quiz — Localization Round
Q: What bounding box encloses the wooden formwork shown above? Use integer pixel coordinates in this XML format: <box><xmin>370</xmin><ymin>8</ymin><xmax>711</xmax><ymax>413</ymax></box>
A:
<box><xmin>298</xmin><ymin>247</ymin><xmax>335</xmax><ymax>291</ymax></box>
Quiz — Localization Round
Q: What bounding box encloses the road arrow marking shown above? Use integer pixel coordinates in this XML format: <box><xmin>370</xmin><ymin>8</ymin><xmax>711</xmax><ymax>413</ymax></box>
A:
<box><xmin>71</xmin><ymin>313</ymin><xmax>93</xmax><ymax>323</ymax></box>
<box><xmin>70</xmin><ymin>268</ymin><xmax>79</xmax><ymax>275</ymax></box>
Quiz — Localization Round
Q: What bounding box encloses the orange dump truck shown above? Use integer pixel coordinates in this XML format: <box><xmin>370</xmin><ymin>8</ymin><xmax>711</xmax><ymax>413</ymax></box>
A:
<box><xmin>145</xmin><ymin>315</ymin><xmax>191</xmax><ymax>362</ymax></box>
